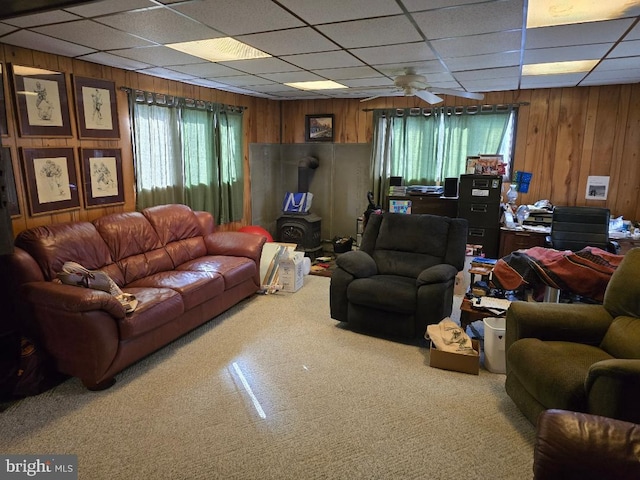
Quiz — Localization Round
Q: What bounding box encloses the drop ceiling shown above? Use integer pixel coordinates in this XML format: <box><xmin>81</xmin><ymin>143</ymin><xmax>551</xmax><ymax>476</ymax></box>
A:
<box><xmin>0</xmin><ymin>0</ymin><xmax>638</xmax><ymax>100</ymax></box>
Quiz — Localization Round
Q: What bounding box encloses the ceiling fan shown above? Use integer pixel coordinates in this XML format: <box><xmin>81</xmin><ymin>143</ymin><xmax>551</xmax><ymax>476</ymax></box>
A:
<box><xmin>360</xmin><ymin>70</ymin><xmax>485</xmax><ymax>104</ymax></box>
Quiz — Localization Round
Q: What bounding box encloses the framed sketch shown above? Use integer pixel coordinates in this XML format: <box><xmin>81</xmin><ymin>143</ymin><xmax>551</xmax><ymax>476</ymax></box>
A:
<box><xmin>305</xmin><ymin>114</ymin><xmax>334</xmax><ymax>142</ymax></box>
<box><xmin>80</xmin><ymin>148</ymin><xmax>124</xmax><ymax>208</ymax></box>
<box><xmin>0</xmin><ymin>64</ymin><xmax>8</xmax><ymax>136</ymax></box>
<box><xmin>73</xmin><ymin>76</ymin><xmax>120</xmax><ymax>139</ymax></box>
<box><xmin>586</xmin><ymin>175</ymin><xmax>609</xmax><ymax>200</ymax></box>
<box><xmin>10</xmin><ymin>64</ymin><xmax>72</xmax><ymax>137</ymax></box>
<box><xmin>20</xmin><ymin>148</ymin><xmax>79</xmax><ymax>216</ymax></box>
<box><xmin>0</xmin><ymin>147</ymin><xmax>20</xmax><ymax>216</ymax></box>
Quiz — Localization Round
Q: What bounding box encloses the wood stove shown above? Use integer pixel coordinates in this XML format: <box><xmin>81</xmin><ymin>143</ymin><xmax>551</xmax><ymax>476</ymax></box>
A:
<box><xmin>277</xmin><ymin>213</ymin><xmax>322</xmax><ymax>259</ymax></box>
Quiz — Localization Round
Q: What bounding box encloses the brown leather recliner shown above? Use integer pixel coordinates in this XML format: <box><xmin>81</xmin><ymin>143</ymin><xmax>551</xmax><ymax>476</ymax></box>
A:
<box><xmin>534</xmin><ymin>409</ymin><xmax>640</xmax><ymax>479</ymax></box>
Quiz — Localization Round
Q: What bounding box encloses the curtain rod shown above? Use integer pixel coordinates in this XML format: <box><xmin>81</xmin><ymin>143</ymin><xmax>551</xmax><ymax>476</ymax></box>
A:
<box><xmin>362</xmin><ymin>102</ymin><xmax>529</xmax><ymax>113</ymax></box>
<box><xmin>120</xmin><ymin>87</ymin><xmax>247</xmax><ymax>112</ymax></box>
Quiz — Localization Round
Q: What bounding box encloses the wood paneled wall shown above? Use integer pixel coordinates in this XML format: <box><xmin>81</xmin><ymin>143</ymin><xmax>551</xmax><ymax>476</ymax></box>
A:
<box><xmin>3</xmin><ymin>42</ymin><xmax>638</xmax><ymax>239</ymax></box>
<box><xmin>2</xmin><ymin>44</ymin><xmax>281</xmax><ymax>236</ymax></box>
<box><xmin>280</xmin><ymin>85</ymin><xmax>640</xmax><ymax>221</ymax></box>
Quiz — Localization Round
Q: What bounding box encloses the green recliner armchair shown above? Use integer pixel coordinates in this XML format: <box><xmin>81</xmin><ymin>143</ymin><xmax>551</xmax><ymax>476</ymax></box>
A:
<box><xmin>329</xmin><ymin>212</ymin><xmax>468</xmax><ymax>339</ymax></box>
<box><xmin>505</xmin><ymin>247</ymin><xmax>640</xmax><ymax>425</ymax></box>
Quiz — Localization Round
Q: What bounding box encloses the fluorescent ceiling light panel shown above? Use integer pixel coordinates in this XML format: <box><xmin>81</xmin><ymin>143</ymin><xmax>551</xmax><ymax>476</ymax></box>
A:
<box><xmin>523</xmin><ymin>59</ymin><xmax>598</xmax><ymax>75</ymax></box>
<box><xmin>527</xmin><ymin>0</ymin><xmax>640</xmax><ymax>28</ymax></box>
<box><xmin>284</xmin><ymin>80</ymin><xmax>348</xmax><ymax>90</ymax></box>
<box><xmin>167</xmin><ymin>38</ymin><xmax>271</xmax><ymax>62</ymax></box>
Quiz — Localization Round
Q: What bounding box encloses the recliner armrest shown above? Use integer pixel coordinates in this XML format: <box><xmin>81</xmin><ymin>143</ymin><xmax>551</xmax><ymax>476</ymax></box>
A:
<box><xmin>335</xmin><ymin>250</ymin><xmax>377</xmax><ymax>278</ymax></box>
<box><xmin>417</xmin><ymin>264</ymin><xmax>457</xmax><ymax>286</ymax></box>
<box><xmin>586</xmin><ymin>359</ymin><xmax>640</xmax><ymax>423</ymax></box>
<box><xmin>506</xmin><ymin>301</ymin><xmax>613</xmax><ymax>351</ymax></box>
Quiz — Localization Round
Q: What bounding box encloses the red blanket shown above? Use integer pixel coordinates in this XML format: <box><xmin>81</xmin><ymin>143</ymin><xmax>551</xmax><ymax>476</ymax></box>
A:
<box><xmin>492</xmin><ymin>246</ymin><xmax>624</xmax><ymax>301</ymax></box>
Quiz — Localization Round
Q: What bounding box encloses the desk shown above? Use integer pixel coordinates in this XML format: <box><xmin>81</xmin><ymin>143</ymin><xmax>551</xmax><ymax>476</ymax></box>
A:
<box><xmin>460</xmin><ymin>297</ymin><xmax>505</xmax><ymax>333</ymax></box>
<box><xmin>387</xmin><ymin>195</ymin><xmax>458</xmax><ymax>217</ymax></box>
<box><xmin>499</xmin><ymin>228</ymin><xmax>548</xmax><ymax>258</ymax></box>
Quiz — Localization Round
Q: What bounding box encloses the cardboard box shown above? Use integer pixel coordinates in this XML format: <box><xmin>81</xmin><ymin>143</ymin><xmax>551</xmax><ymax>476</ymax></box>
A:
<box><xmin>279</xmin><ymin>251</ymin><xmax>305</xmax><ymax>292</ymax></box>
<box><xmin>429</xmin><ymin>339</ymin><xmax>480</xmax><ymax>375</ymax></box>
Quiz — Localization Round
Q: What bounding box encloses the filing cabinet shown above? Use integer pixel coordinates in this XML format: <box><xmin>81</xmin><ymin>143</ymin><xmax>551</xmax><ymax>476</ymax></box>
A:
<box><xmin>458</xmin><ymin>174</ymin><xmax>502</xmax><ymax>258</ymax></box>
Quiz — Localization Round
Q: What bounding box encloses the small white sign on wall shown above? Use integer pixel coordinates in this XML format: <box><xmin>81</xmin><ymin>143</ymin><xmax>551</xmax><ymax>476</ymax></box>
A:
<box><xmin>586</xmin><ymin>176</ymin><xmax>609</xmax><ymax>200</ymax></box>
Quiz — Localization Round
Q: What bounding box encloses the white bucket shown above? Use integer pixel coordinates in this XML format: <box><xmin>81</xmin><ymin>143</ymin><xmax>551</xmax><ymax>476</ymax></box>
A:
<box><xmin>483</xmin><ymin>317</ymin><xmax>506</xmax><ymax>374</ymax></box>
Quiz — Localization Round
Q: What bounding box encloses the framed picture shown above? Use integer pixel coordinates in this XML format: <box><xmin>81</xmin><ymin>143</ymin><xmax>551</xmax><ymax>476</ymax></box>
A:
<box><xmin>0</xmin><ymin>64</ymin><xmax>8</xmax><ymax>136</ymax></box>
<box><xmin>0</xmin><ymin>147</ymin><xmax>20</xmax><ymax>216</ymax></box>
<box><xmin>305</xmin><ymin>114</ymin><xmax>334</xmax><ymax>142</ymax></box>
<box><xmin>10</xmin><ymin>64</ymin><xmax>72</xmax><ymax>137</ymax></box>
<box><xmin>20</xmin><ymin>148</ymin><xmax>79</xmax><ymax>216</ymax></box>
<box><xmin>73</xmin><ymin>76</ymin><xmax>120</xmax><ymax>139</ymax></box>
<box><xmin>80</xmin><ymin>148</ymin><xmax>124</xmax><ymax>208</ymax></box>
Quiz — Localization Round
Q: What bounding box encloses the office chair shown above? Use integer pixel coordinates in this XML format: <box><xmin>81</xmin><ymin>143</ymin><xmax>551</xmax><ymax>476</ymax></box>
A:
<box><xmin>548</xmin><ymin>206</ymin><xmax>619</xmax><ymax>254</ymax></box>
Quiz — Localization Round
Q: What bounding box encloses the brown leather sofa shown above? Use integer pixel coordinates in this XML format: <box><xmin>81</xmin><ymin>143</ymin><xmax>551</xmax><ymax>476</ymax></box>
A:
<box><xmin>9</xmin><ymin>204</ymin><xmax>266</xmax><ymax>390</ymax></box>
<box><xmin>533</xmin><ymin>409</ymin><xmax>640</xmax><ymax>479</ymax></box>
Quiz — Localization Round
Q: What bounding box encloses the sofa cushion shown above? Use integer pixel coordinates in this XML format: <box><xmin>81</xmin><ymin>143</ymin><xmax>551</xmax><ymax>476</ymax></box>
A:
<box><xmin>177</xmin><ymin>256</ymin><xmax>256</xmax><ymax>290</ymax></box>
<box><xmin>600</xmin><ymin>316</ymin><xmax>640</xmax><ymax>359</ymax></box>
<box><xmin>508</xmin><ymin>339</ymin><xmax>613</xmax><ymax>412</ymax></box>
<box><xmin>347</xmin><ymin>275</ymin><xmax>416</xmax><ymax>314</ymax></box>
<box><xmin>15</xmin><ymin>222</ymin><xmax>116</xmax><ymax>281</ymax></box>
<box><xmin>117</xmin><ymin>287</ymin><xmax>184</xmax><ymax>340</ymax></box>
<box><xmin>127</xmin><ymin>270</ymin><xmax>224</xmax><ymax>310</ymax></box>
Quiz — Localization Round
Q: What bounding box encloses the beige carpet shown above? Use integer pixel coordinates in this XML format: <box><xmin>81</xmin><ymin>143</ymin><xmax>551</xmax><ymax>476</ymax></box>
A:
<box><xmin>0</xmin><ymin>276</ymin><xmax>535</xmax><ymax>479</ymax></box>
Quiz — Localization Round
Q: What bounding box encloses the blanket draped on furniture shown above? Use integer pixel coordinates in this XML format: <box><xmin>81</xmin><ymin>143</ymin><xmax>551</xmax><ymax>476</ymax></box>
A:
<box><xmin>492</xmin><ymin>246</ymin><xmax>624</xmax><ymax>301</ymax></box>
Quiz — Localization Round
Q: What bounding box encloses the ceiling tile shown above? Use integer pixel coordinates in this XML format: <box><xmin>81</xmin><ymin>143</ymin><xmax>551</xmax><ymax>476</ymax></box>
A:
<box><xmin>411</xmin><ymin>0</ymin><xmax>523</xmax><ymax>40</ymax></box>
<box><xmin>432</xmin><ymin>30</ymin><xmax>522</xmax><ymax>58</ymax></box>
<box><xmin>458</xmin><ymin>77</ymin><xmax>520</xmax><ymax>91</ymax></box>
<box><xmin>581</xmin><ymin>68</ymin><xmax>640</xmax><ymax>85</ymax></box>
<box><xmin>402</xmin><ymin>0</ymin><xmax>491</xmax><ymax>11</ymax></box>
<box><xmin>593</xmin><ymin>56</ymin><xmax>640</xmax><ymax>71</ymax></box>
<box><xmin>349</xmin><ymin>42</ymin><xmax>437</xmax><ymax>65</ymax></box>
<box><xmin>520</xmin><ymin>73</ymin><xmax>585</xmax><ymax>88</ymax></box>
<box><xmin>524</xmin><ymin>44</ymin><xmax>613</xmax><ymax>64</ymax></box>
<box><xmin>624</xmin><ymin>22</ymin><xmax>640</xmax><ymax>41</ymax></box>
<box><xmin>95</xmin><ymin>7</ymin><xmax>223</xmax><ymax>44</ymax></box>
<box><xmin>238</xmin><ymin>28</ymin><xmax>340</xmax><ymax>56</ymax></box>
<box><xmin>373</xmin><ymin>61</ymin><xmax>448</xmax><ymax>76</ymax></box>
<box><xmin>340</xmin><ymin>77</ymin><xmax>394</xmax><ymax>88</ymax></box>
<box><xmin>446</xmin><ymin>51</ymin><xmax>520</xmax><ymax>71</ymax></box>
<box><xmin>246</xmin><ymin>84</ymin><xmax>300</xmax><ymax>93</ymax></box>
<box><xmin>78</xmin><ymin>51</ymin><xmax>152</xmax><ymax>70</ymax></box>
<box><xmin>313</xmin><ymin>66</ymin><xmax>383</xmax><ymax>80</ymax></box>
<box><xmin>218</xmin><ymin>57</ymin><xmax>299</xmax><ymax>75</ymax></box>
<box><xmin>608</xmin><ymin>40</ymin><xmax>640</xmax><ymax>58</ymax></box>
<box><xmin>34</xmin><ymin>20</ymin><xmax>153</xmax><ymax>50</ymax></box>
<box><xmin>214</xmin><ymin>75</ymin><xmax>275</xmax><ymax>86</ymax></box>
<box><xmin>525</xmin><ymin>19</ymin><xmax>635</xmax><ymax>49</ymax></box>
<box><xmin>2</xmin><ymin>10</ymin><xmax>81</xmax><ymax>27</ymax></box>
<box><xmin>0</xmin><ymin>30</ymin><xmax>96</xmax><ymax>57</ymax></box>
<box><xmin>172</xmin><ymin>0</ymin><xmax>304</xmax><ymax>35</ymax></box>
<box><xmin>454</xmin><ymin>66</ymin><xmax>521</xmax><ymax>81</ymax></box>
<box><xmin>276</xmin><ymin>0</ymin><xmax>402</xmax><ymax>24</ymax></box>
<box><xmin>260</xmin><ymin>71</ymin><xmax>325</xmax><ymax>83</ymax></box>
<box><xmin>138</xmin><ymin>67</ymin><xmax>197</xmax><ymax>80</ymax></box>
<box><xmin>168</xmin><ymin>62</ymin><xmax>244</xmax><ymax>77</ymax></box>
<box><xmin>280</xmin><ymin>51</ymin><xmax>364</xmax><ymax>70</ymax></box>
<box><xmin>316</xmin><ymin>16</ymin><xmax>423</xmax><ymax>48</ymax></box>
<box><xmin>108</xmin><ymin>45</ymin><xmax>205</xmax><ymax>67</ymax></box>
<box><xmin>65</xmin><ymin>0</ymin><xmax>156</xmax><ymax>17</ymax></box>
<box><xmin>0</xmin><ymin>23</ymin><xmax>16</xmax><ymax>35</ymax></box>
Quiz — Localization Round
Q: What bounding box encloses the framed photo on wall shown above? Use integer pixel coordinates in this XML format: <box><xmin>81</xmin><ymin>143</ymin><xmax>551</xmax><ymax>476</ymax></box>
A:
<box><xmin>80</xmin><ymin>148</ymin><xmax>124</xmax><ymax>208</ymax></box>
<box><xmin>0</xmin><ymin>147</ymin><xmax>20</xmax><ymax>216</ymax></box>
<box><xmin>10</xmin><ymin>64</ymin><xmax>72</xmax><ymax>137</ymax></box>
<box><xmin>305</xmin><ymin>114</ymin><xmax>334</xmax><ymax>142</ymax></box>
<box><xmin>20</xmin><ymin>148</ymin><xmax>79</xmax><ymax>216</ymax></box>
<box><xmin>73</xmin><ymin>76</ymin><xmax>120</xmax><ymax>139</ymax></box>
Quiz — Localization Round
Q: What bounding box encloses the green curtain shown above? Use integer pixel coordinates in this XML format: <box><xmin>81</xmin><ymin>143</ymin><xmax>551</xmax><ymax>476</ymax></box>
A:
<box><xmin>182</xmin><ymin>108</ymin><xmax>217</xmax><ymax>214</ymax></box>
<box><xmin>216</xmin><ymin>109</ymin><xmax>244</xmax><ymax>224</ymax></box>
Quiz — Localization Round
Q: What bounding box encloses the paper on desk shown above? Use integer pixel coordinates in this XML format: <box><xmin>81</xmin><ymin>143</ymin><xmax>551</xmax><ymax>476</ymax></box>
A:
<box><xmin>475</xmin><ymin>297</ymin><xmax>512</xmax><ymax>311</ymax></box>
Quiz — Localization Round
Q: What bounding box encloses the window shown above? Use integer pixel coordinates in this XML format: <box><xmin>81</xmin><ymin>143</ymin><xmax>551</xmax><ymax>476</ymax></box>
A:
<box><xmin>371</xmin><ymin>105</ymin><xmax>516</xmax><ymax>201</ymax></box>
<box><xmin>128</xmin><ymin>92</ymin><xmax>244</xmax><ymax>224</ymax></box>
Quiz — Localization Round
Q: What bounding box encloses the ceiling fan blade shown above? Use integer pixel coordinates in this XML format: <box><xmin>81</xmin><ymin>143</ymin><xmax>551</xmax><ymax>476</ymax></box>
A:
<box><xmin>360</xmin><ymin>95</ymin><xmax>381</xmax><ymax>103</ymax></box>
<box><xmin>435</xmin><ymin>88</ymin><xmax>484</xmax><ymax>101</ymax></box>
<box><xmin>415</xmin><ymin>89</ymin><xmax>443</xmax><ymax>105</ymax></box>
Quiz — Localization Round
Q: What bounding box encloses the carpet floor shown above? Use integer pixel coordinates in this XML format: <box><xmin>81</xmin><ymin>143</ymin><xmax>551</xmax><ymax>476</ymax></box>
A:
<box><xmin>0</xmin><ymin>276</ymin><xmax>535</xmax><ymax>479</ymax></box>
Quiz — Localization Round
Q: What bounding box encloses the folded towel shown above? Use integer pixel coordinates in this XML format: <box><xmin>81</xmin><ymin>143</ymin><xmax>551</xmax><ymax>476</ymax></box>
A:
<box><xmin>426</xmin><ymin>318</ymin><xmax>477</xmax><ymax>355</ymax></box>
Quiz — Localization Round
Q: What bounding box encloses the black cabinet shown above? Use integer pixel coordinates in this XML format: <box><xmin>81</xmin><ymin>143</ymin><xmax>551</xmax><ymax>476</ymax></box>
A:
<box><xmin>457</xmin><ymin>175</ymin><xmax>502</xmax><ymax>258</ymax></box>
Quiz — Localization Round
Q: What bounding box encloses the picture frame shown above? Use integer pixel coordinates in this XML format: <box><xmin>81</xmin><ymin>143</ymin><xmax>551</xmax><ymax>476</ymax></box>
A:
<box><xmin>0</xmin><ymin>147</ymin><xmax>20</xmax><ymax>217</ymax></box>
<box><xmin>10</xmin><ymin>64</ymin><xmax>72</xmax><ymax>137</ymax></box>
<box><xmin>20</xmin><ymin>147</ymin><xmax>79</xmax><ymax>216</ymax></box>
<box><xmin>73</xmin><ymin>76</ymin><xmax>120</xmax><ymax>139</ymax></box>
<box><xmin>305</xmin><ymin>114</ymin><xmax>334</xmax><ymax>142</ymax></box>
<box><xmin>0</xmin><ymin>64</ymin><xmax>8</xmax><ymax>136</ymax></box>
<box><xmin>80</xmin><ymin>148</ymin><xmax>124</xmax><ymax>208</ymax></box>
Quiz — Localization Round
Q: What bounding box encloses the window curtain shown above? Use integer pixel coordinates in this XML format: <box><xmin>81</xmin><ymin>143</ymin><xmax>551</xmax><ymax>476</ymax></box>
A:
<box><xmin>128</xmin><ymin>93</ymin><xmax>244</xmax><ymax>224</ymax></box>
<box><xmin>370</xmin><ymin>107</ymin><xmax>514</xmax><ymax>205</ymax></box>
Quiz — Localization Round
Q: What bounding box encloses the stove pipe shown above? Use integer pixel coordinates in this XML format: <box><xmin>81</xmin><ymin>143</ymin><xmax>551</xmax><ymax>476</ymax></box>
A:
<box><xmin>298</xmin><ymin>156</ymin><xmax>319</xmax><ymax>192</ymax></box>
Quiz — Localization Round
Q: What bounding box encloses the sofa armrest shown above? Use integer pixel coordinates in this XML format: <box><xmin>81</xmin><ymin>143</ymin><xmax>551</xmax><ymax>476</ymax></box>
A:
<box><xmin>506</xmin><ymin>301</ymin><xmax>613</xmax><ymax>351</ymax></box>
<box><xmin>22</xmin><ymin>281</ymin><xmax>126</xmax><ymax>318</ymax></box>
<box><xmin>204</xmin><ymin>231</ymin><xmax>266</xmax><ymax>264</ymax></box>
<box><xmin>534</xmin><ymin>409</ymin><xmax>640</xmax><ymax>480</ymax></box>
<box><xmin>586</xmin><ymin>359</ymin><xmax>640</xmax><ymax>423</ymax></box>
<box><xmin>335</xmin><ymin>250</ymin><xmax>377</xmax><ymax>278</ymax></box>
<box><xmin>417</xmin><ymin>264</ymin><xmax>457</xmax><ymax>286</ymax></box>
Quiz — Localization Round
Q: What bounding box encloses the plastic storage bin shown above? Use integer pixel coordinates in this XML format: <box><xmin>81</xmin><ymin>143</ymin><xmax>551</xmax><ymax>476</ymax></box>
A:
<box><xmin>483</xmin><ymin>317</ymin><xmax>506</xmax><ymax>373</ymax></box>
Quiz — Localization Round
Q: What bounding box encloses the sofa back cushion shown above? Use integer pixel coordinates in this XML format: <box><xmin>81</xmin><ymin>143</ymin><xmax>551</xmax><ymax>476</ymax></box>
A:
<box><xmin>362</xmin><ymin>213</ymin><xmax>467</xmax><ymax>277</ymax></box>
<box><xmin>14</xmin><ymin>222</ymin><xmax>115</xmax><ymax>281</ymax></box>
<box><xmin>93</xmin><ymin>211</ymin><xmax>173</xmax><ymax>285</ymax></box>
<box><xmin>142</xmin><ymin>204</ymin><xmax>207</xmax><ymax>266</ymax></box>
<box><xmin>600</xmin><ymin>316</ymin><xmax>640</xmax><ymax>359</ymax></box>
